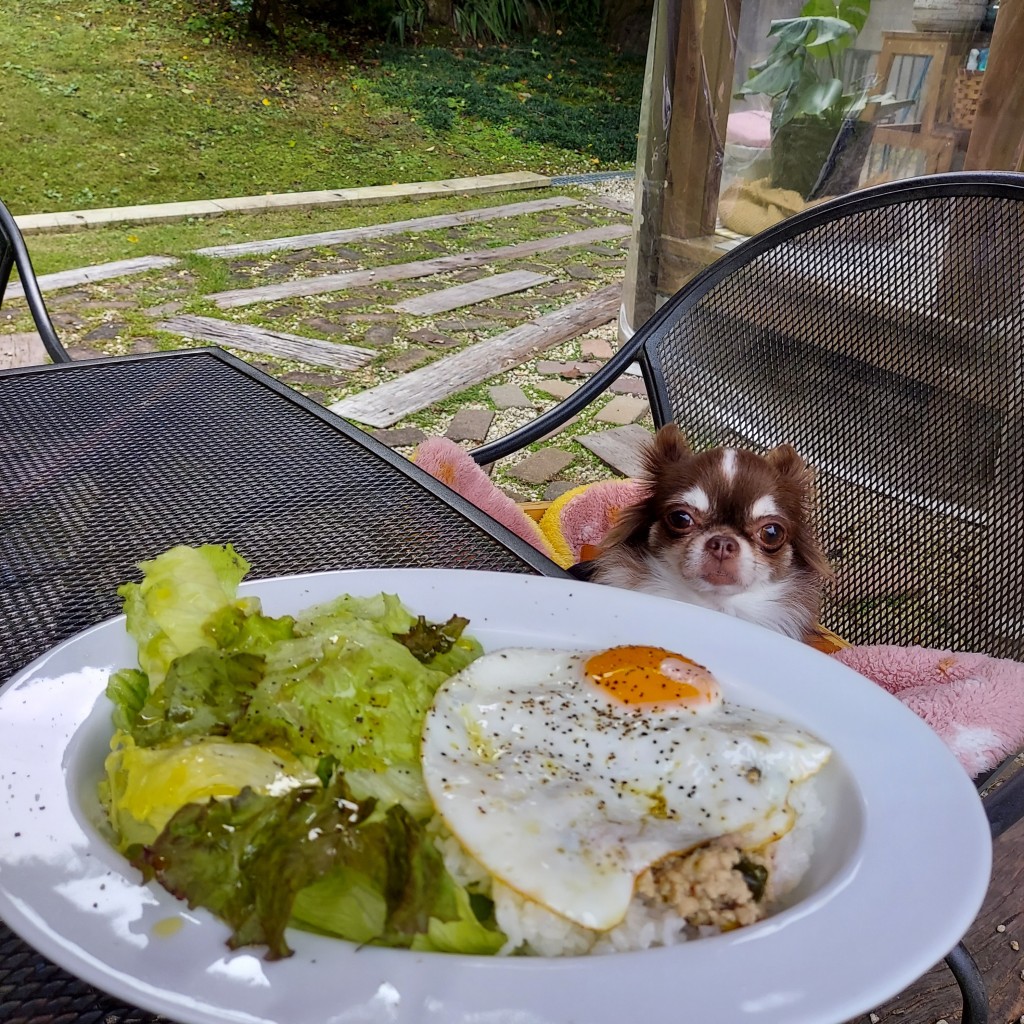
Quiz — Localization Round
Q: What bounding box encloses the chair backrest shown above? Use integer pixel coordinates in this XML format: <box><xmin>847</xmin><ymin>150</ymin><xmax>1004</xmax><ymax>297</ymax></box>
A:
<box><xmin>0</xmin><ymin>221</ymin><xmax>15</xmax><ymax>303</ymax></box>
<box><xmin>636</xmin><ymin>171</ymin><xmax>1024</xmax><ymax>659</ymax></box>
<box><xmin>0</xmin><ymin>197</ymin><xmax>70</xmax><ymax>364</ymax></box>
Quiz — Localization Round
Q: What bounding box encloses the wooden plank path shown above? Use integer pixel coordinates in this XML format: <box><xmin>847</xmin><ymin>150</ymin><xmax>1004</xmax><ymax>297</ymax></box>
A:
<box><xmin>14</xmin><ymin>171</ymin><xmax>554</xmax><ymax>234</ymax></box>
<box><xmin>391</xmin><ymin>270</ymin><xmax>552</xmax><ymax>316</ymax></box>
<box><xmin>0</xmin><ymin>332</ymin><xmax>47</xmax><ymax>369</ymax></box>
<box><xmin>329</xmin><ymin>284</ymin><xmax>622</xmax><ymax>427</ymax></box>
<box><xmin>5</xmin><ymin>255</ymin><xmax>180</xmax><ymax>299</ymax></box>
<box><xmin>3</xmin><ymin>198</ymin><xmax>591</xmax><ymax>302</ymax></box>
<box><xmin>207</xmin><ymin>225</ymin><xmax>630</xmax><ymax>309</ymax></box>
<box><xmin>589</xmin><ymin>195</ymin><xmax>633</xmax><ymax>215</ymax></box>
<box><xmin>842</xmin><ymin>816</ymin><xmax>1024</xmax><ymax>1024</ymax></box>
<box><xmin>193</xmin><ymin>197</ymin><xmax>581</xmax><ymax>257</ymax></box>
<box><xmin>156</xmin><ymin>314</ymin><xmax>375</xmax><ymax>370</ymax></box>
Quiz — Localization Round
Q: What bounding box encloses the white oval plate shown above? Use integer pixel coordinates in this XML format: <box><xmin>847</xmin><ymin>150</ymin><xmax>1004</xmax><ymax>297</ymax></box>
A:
<box><xmin>0</xmin><ymin>568</ymin><xmax>991</xmax><ymax>1024</ymax></box>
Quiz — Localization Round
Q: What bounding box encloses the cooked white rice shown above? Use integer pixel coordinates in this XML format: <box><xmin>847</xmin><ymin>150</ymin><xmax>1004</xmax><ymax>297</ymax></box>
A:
<box><xmin>433</xmin><ymin>777</ymin><xmax>826</xmax><ymax>957</ymax></box>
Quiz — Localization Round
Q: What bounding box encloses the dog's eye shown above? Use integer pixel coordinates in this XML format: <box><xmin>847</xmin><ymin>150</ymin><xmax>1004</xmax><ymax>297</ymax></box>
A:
<box><xmin>758</xmin><ymin>523</ymin><xmax>786</xmax><ymax>550</ymax></box>
<box><xmin>665</xmin><ymin>510</ymin><xmax>694</xmax><ymax>532</ymax></box>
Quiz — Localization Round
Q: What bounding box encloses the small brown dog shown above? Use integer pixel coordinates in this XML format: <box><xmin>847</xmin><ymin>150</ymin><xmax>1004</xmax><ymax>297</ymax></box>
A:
<box><xmin>572</xmin><ymin>425</ymin><xmax>831</xmax><ymax>640</ymax></box>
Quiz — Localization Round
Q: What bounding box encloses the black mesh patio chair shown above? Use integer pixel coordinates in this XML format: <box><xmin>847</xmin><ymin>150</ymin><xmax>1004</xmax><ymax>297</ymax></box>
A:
<box><xmin>0</xmin><ymin>196</ymin><xmax>71</xmax><ymax>364</ymax></box>
<box><xmin>473</xmin><ymin>170</ymin><xmax>1024</xmax><ymax>1023</ymax></box>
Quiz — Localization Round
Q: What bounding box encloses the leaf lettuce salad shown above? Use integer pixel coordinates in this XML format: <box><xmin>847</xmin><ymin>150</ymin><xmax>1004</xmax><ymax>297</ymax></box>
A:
<box><xmin>101</xmin><ymin>543</ymin><xmax>503</xmax><ymax>959</ymax></box>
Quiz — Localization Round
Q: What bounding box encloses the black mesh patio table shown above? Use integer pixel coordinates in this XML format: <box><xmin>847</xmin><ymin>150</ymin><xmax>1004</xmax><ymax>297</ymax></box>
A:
<box><xmin>0</xmin><ymin>347</ymin><xmax>562</xmax><ymax>1024</ymax></box>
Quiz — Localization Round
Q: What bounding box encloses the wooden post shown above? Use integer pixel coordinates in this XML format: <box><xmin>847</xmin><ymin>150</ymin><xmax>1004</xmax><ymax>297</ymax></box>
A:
<box><xmin>621</xmin><ymin>0</ymin><xmax>742</xmax><ymax>333</ymax></box>
<box><xmin>621</xmin><ymin>0</ymin><xmax>675</xmax><ymax>333</ymax></box>
<box><xmin>965</xmin><ymin>0</ymin><xmax>1024</xmax><ymax>170</ymax></box>
<box><xmin>929</xmin><ymin>1</ymin><xmax>1024</xmax><ymax>319</ymax></box>
<box><xmin>657</xmin><ymin>0</ymin><xmax>742</xmax><ymax>296</ymax></box>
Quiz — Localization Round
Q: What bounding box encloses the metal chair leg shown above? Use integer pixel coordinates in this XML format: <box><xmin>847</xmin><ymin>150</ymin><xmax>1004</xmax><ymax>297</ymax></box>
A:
<box><xmin>945</xmin><ymin>941</ymin><xmax>988</xmax><ymax>1024</ymax></box>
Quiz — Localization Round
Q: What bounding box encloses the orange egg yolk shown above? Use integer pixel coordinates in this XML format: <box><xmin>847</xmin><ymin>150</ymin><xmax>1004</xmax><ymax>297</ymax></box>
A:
<box><xmin>583</xmin><ymin>645</ymin><xmax>721</xmax><ymax>708</ymax></box>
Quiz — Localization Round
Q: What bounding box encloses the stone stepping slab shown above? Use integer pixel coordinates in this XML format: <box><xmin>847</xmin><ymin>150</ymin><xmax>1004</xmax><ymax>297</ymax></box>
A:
<box><xmin>207</xmin><ymin>225</ymin><xmax>629</xmax><ymax>309</ymax></box>
<box><xmin>535</xmin><ymin>379</ymin><xmax>579</xmax><ymax>400</ymax></box>
<box><xmin>577</xmin><ymin>423</ymin><xmax>653</xmax><ymax>477</ymax></box>
<box><xmin>610</xmin><ymin>376</ymin><xmax>649</xmax><ymax>397</ymax></box>
<box><xmin>446</xmin><ymin>408</ymin><xmax>495</xmax><ymax>442</ymax></box>
<box><xmin>391</xmin><ymin>270</ymin><xmax>552</xmax><ymax>316</ymax></box>
<box><xmin>489</xmin><ymin>383</ymin><xmax>533</xmax><ymax>408</ymax></box>
<box><xmin>329</xmin><ymin>284</ymin><xmax>622</xmax><ymax>428</ymax></box>
<box><xmin>5</xmin><ymin>256</ymin><xmax>180</xmax><ymax>299</ymax></box>
<box><xmin>193</xmin><ymin>197</ymin><xmax>581</xmax><ymax>257</ymax></box>
<box><xmin>595</xmin><ymin>394</ymin><xmax>651</xmax><ymax>425</ymax></box>
<box><xmin>156</xmin><ymin>314</ymin><xmax>375</xmax><ymax>371</ymax></box>
<box><xmin>508</xmin><ymin>447</ymin><xmax>575</xmax><ymax>484</ymax></box>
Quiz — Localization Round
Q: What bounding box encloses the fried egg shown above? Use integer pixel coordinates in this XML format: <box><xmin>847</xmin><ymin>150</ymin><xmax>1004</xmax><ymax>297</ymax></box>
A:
<box><xmin>421</xmin><ymin>645</ymin><xmax>831</xmax><ymax>931</ymax></box>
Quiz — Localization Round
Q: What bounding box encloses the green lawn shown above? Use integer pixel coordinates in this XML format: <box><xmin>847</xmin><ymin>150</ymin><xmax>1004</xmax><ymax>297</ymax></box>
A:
<box><xmin>2</xmin><ymin>0</ymin><xmax>643</xmax><ymax>217</ymax></box>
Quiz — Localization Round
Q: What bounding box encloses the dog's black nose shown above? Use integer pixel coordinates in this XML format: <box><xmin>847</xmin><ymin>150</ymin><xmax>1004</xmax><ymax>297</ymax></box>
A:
<box><xmin>706</xmin><ymin>535</ymin><xmax>739</xmax><ymax>560</ymax></box>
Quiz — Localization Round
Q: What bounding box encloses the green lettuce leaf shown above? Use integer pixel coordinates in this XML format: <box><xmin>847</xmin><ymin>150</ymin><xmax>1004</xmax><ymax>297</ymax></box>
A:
<box><xmin>233</xmin><ymin>594</ymin><xmax>481</xmax><ymax>815</ymax></box>
<box><xmin>290</xmin><ymin>867</ymin><xmax>388</xmax><ymax>944</ymax></box>
<box><xmin>130</xmin><ymin>648</ymin><xmax>264</xmax><ymax>748</ymax></box>
<box><xmin>104</xmin><ymin>543</ymin><xmax>494</xmax><ymax>956</ymax></box>
<box><xmin>104</xmin><ymin>730</ymin><xmax>320</xmax><ymax>849</ymax></box>
<box><xmin>203</xmin><ymin>603</ymin><xmax>297</xmax><ymax>654</ymax></box>
<box><xmin>412</xmin><ymin>885</ymin><xmax>506</xmax><ymax>955</ymax></box>
<box><xmin>133</xmin><ymin>776</ymin><xmax>505</xmax><ymax>959</ymax></box>
<box><xmin>118</xmin><ymin>544</ymin><xmax>254</xmax><ymax>688</ymax></box>
<box><xmin>131</xmin><ymin>773</ymin><xmax>377</xmax><ymax>959</ymax></box>
<box><xmin>106</xmin><ymin>668</ymin><xmax>150</xmax><ymax>733</ymax></box>
<box><xmin>393</xmin><ymin>614</ymin><xmax>471</xmax><ymax>663</ymax></box>
<box><xmin>290</xmin><ymin>803</ymin><xmax>505</xmax><ymax>954</ymax></box>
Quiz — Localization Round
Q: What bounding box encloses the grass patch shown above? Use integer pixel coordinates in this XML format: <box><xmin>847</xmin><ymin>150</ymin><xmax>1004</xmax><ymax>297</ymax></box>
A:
<box><xmin>3</xmin><ymin>0</ymin><xmax>642</xmax><ymax>216</ymax></box>
<box><xmin>177</xmin><ymin>252</ymin><xmax>237</xmax><ymax>296</ymax></box>
<box><xmin>367</xmin><ymin>38</ymin><xmax>644</xmax><ymax>164</ymax></box>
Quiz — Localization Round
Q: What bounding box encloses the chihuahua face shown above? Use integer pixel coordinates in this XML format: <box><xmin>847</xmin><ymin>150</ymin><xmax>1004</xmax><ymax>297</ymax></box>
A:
<box><xmin>588</xmin><ymin>425</ymin><xmax>831</xmax><ymax>640</ymax></box>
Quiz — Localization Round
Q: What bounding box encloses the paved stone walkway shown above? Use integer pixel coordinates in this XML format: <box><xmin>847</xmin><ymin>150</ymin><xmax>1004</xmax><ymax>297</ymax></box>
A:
<box><xmin>2</xmin><ymin>177</ymin><xmax>653</xmax><ymax>502</ymax></box>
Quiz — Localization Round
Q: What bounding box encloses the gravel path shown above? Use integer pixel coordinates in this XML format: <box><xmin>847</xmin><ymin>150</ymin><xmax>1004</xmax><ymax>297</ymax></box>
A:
<box><xmin>3</xmin><ymin>179</ymin><xmax>652</xmax><ymax>502</ymax></box>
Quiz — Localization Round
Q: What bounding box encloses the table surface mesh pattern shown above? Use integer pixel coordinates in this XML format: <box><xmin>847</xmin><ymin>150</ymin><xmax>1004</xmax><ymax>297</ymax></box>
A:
<box><xmin>0</xmin><ymin>350</ymin><xmax>543</xmax><ymax>1023</ymax></box>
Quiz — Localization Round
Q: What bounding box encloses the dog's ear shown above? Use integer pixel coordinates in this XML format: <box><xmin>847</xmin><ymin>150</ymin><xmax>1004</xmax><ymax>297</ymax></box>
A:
<box><xmin>797</xmin><ymin>534</ymin><xmax>834</xmax><ymax>583</ymax></box>
<box><xmin>765</xmin><ymin>444</ymin><xmax>814</xmax><ymax>495</ymax></box>
<box><xmin>599</xmin><ymin>495</ymin><xmax>654</xmax><ymax>550</ymax></box>
<box><xmin>595</xmin><ymin>426</ymin><xmax>686</xmax><ymax>554</ymax></box>
<box><xmin>643</xmin><ymin>423</ymin><xmax>692</xmax><ymax>476</ymax></box>
<box><xmin>765</xmin><ymin>446</ymin><xmax>833</xmax><ymax>581</ymax></box>
<box><xmin>764</xmin><ymin>443</ymin><xmax>805</xmax><ymax>474</ymax></box>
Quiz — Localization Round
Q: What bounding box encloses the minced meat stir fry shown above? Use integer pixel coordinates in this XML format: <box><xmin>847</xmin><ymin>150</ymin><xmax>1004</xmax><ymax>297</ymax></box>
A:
<box><xmin>637</xmin><ymin>844</ymin><xmax>771</xmax><ymax>930</ymax></box>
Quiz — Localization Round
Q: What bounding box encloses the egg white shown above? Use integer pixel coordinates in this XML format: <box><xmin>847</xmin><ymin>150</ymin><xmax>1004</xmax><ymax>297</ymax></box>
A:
<box><xmin>421</xmin><ymin>647</ymin><xmax>831</xmax><ymax>931</ymax></box>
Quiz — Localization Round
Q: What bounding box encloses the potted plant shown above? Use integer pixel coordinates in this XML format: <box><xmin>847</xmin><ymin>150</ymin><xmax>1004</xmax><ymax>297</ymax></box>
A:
<box><xmin>737</xmin><ymin>0</ymin><xmax>877</xmax><ymax>199</ymax></box>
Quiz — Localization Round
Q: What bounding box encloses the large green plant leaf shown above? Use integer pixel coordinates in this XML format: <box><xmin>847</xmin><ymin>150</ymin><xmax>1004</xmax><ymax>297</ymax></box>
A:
<box><xmin>767</xmin><ymin>17</ymin><xmax>819</xmax><ymax>45</ymax></box>
<box><xmin>739</xmin><ymin>51</ymin><xmax>805</xmax><ymax>99</ymax></box>
<box><xmin>770</xmin><ymin>65</ymin><xmax>844</xmax><ymax>131</ymax></box>
<box><xmin>800</xmin><ymin>0</ymin><xmax>871</xmax><ymax>35</ymax></box>
<box><xmin>738</xmin><ymin>8</ymin><xmax>864</xmax><ymax>120</ymax></box>
<box><xmin>771</xmin><ymin>15</ymin><xmax>858</xmax><ymax>50</ymax></box>
<box><xmin>791</xmin><ymin>77</ymin><xmax>845</xmax><ymax>118</ymax></box>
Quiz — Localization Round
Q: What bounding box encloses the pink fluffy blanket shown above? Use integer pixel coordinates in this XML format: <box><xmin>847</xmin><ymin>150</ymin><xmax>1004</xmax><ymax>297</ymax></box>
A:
<box><xmin>412</xmin><ymin>437</ymin><xmax>1024</xmax><ymax>780</ymax></box>
<box><xmin>833</xmin><ymin>646</ymin><xmax>1024</xmax><ymax>777</ymax></box>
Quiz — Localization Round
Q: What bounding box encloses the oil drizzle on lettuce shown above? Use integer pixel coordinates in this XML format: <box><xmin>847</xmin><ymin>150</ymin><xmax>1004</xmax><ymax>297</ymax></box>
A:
<box><xmin>102</xmin><ymin>543</ymin><xmax>502</xmax><ymax>959</ymax></box>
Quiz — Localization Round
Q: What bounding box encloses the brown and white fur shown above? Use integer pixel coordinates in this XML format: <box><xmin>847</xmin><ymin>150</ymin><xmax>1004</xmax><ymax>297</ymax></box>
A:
<box><xmin>584</xmin><ymin>425</ymin><xmax>831</xmax><ymax>640</ymax></box>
